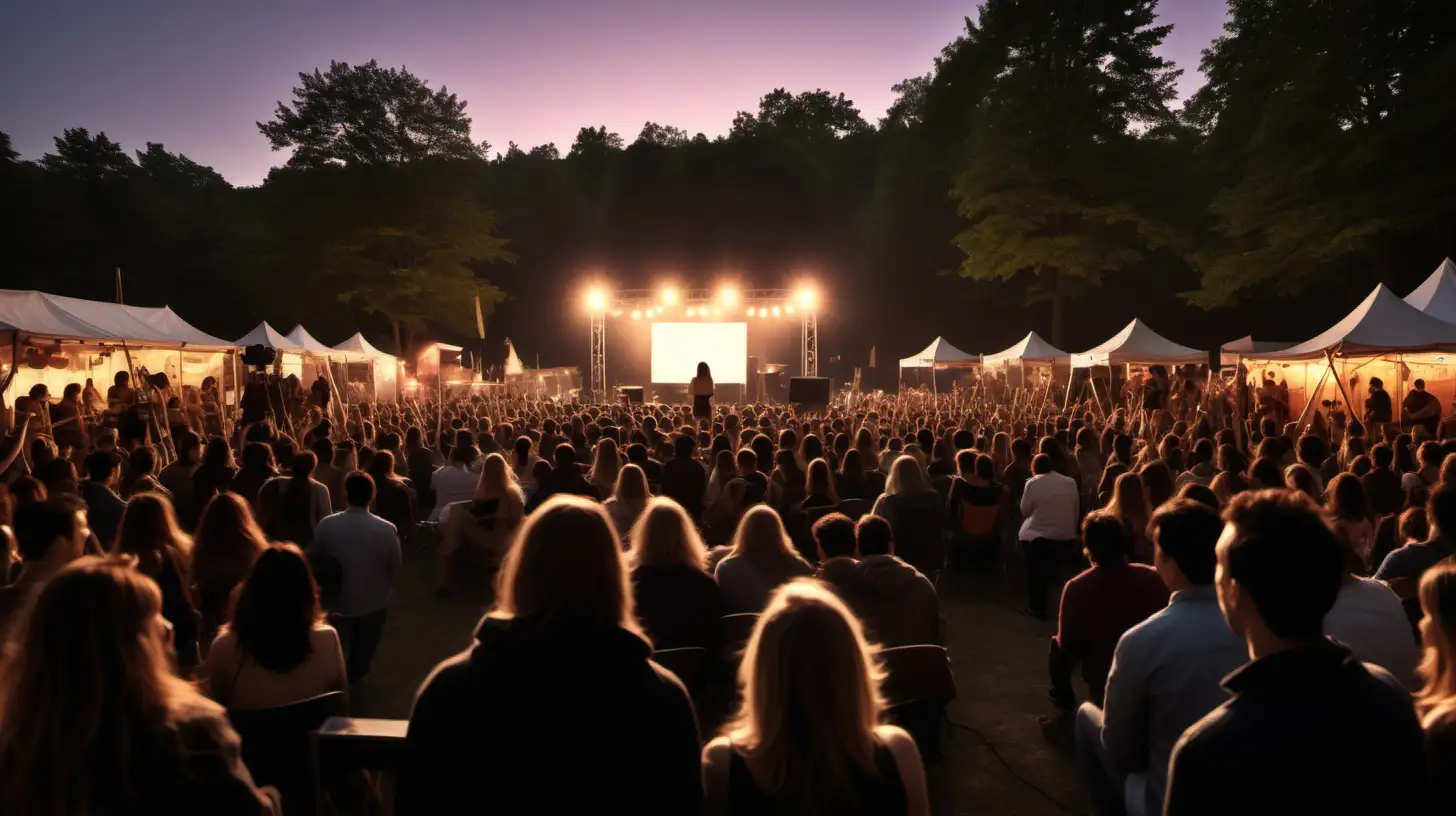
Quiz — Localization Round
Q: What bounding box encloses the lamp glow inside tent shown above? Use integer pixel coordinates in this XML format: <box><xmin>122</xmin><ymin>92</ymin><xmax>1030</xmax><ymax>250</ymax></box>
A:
<box><xmin>1240</xmin><ymin>284</ymin><xmax>1456</xmax><ymax>421</ymax></box>
<box><xmin>331</xmin><ymin>332</ymin><xmax>400</xmax><ymax>403</ymax></box>
<box><xmin>899</xmin><ymin>337</ymin><xmax>979</xmax><ymax>393</ymax></box>
<box><xmin>2</xmin><ymin>289</ymin><xmax>237</xmax><ymax>414</ymax></box>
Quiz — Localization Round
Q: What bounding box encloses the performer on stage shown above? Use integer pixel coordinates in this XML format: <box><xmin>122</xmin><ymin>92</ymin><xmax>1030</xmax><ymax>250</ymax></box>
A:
<box><xmin>691</xmin><ymin>362</ymin><xmax>714</xmax><ymax>422</ymax></box>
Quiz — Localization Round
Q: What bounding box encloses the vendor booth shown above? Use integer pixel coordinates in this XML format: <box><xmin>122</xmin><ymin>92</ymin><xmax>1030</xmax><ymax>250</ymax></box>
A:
<box><xmin>331</xmin><ymin>333</ymin><xmax>400</xmax><ymax>403</ymax></box>
<box><xmin>983</xmin><ymin>331</ymin><xmax>1069</xmax><ymax>391</ymax></box>
<box><xmin>899</xmin><ymin>336</ymin><xmax>980</xmax><ymax>393</ymax></box>
<box><xmin>1239</xmin><ymin>284</ymin><xmax>1456</xmax><ymax>428</ymax></box>
<box><xmin>1070</xmin><ymin>320</ymin><xmax>1207</xmax><ymax>415</ymax></box>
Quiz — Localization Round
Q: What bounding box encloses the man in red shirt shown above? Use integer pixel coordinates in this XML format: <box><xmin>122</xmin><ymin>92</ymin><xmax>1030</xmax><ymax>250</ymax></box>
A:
<box><xmin>1041</xmin><ymin>512</ymin><xmax>1169</xmax><ymax>745</ymax></box>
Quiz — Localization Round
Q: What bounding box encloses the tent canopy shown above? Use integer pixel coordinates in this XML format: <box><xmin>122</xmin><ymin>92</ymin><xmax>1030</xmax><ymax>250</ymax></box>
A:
<box><xmin>1404</xmin><ymin>258</ymin><xmax>1456</xmax><ymax>325</ymax></box>
<box><xmin>983</xmin><ymin>331</ymin><xmax>1068</xmax><ymax>365</ymax></box>
<box><xmin>1071</xmin><ymin>319</ymin><xmax>1205</xmax><ymax>368</ymax></box>
<box><xmin>235</xmin><ymin>322</ymin><xmax>300</xmax><ymax>352</ymax></box>
<box><xmin>332</xmin><ymin>332</ymin><xmax>395</xmax><ymax>361</ymax></box>
<box><xmin>1254</xmin><ymin>284</ymin><xmax>1456</xmax><ymax>360</ymax></box>
<box><xmin>899</xmin><ymin>337</ymin><xmax>979</xmax><ymax>368</ymax></box>
<box><xmin>1220</xmin><ymin>336</ymin><xmax>1293</xmax><ymax>365</ymax></box>
<box><xmin>0</xmin><ymin>289</ymin><xmax>233</xmax><ymax>349</ymax></box>
<box><xmin>284</xmin><ymin>325</ymin><xmax>335</xmax><ymax>354</ymax></box>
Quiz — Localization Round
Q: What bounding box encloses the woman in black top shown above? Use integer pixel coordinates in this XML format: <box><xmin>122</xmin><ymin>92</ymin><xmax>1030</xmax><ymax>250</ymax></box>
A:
<box><xmin>192</xmin><ymin>438</ymin><xmax>238</xmax><ymax>527</ymax></box>
<box><xmin>628</xmin><ymin>498</ymin><xmax>726</xmax><ymax>652</ymax></box>
<box><xmin>701</xmin><ymin>580</ymin><xmax>928</xmax><ymax>815</ymax></box>
<box><xmin>801</xmin><ymin>458</ymin><xmax>839</xmax><ymax>510</ymax></box>
<box><xmin>111</xmin><ymin>493</ymin><xmax>202</xmax><ymax>672</ymax></box>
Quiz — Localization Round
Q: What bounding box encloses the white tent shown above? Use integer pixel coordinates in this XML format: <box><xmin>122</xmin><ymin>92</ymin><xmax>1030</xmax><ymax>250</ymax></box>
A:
<box><xmin>1404</xmin><ymin>257</ymin><xmax>1456</xmax><ymax>325</ymax></box>
<box><xmin>1220</xmin><ymin>336</ymin><xmax>1293</xmax><ymax>366</ymax></box>
<box><xmin>1256</xmin><ymin>284</ymin><xmax>1456</xmax><ymax>360</ymax></box>
<box><xmin>235</xmin><ymin>321</ymin><xmax>299</xmax><ymax>351</ymax></box>
<box><xmin>331</xmin><ymin>332</ymin><xmax>399</xmax><ymax>403</ymax></box>
<box><xmin>899</xmin><ymin>337</ymin><xmax>979</xmax><ymax>369</ymax></box>
<box><xmin>284</xmin><ymin>325</ymin><xmax>335</xmax><ymax>354</ymax></box>
<box><xmin>1</xmin><ymin>289</ymin><xmax>233</xmax><ymax>349</ymax></box>
<box><xmin>1071</xmin><ymin>320</ymin><xmax>1205</xmax><ymax>368</ymax></box>
<box><xmin>983</xmin><ymin>331</ymin><xmax>1068</xmax><ymax>365</ymax></box>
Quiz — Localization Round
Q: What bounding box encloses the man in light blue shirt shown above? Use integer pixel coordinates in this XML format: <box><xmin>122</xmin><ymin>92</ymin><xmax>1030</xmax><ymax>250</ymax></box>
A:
<box><xmin>1076</xmin><ymin>499</ymin><xmax>1247</xmax><ymax>816</ymax></box>
<box><xmin>310</xmin><ymin>471</ymin><xmax>402</xmax><ymax>682</ymax></box>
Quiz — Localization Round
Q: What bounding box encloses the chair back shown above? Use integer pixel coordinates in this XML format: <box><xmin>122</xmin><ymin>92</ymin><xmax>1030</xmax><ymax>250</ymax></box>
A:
<box><xmin>878</xmin><ymin>645</ymin><xmax>957</xmax><ymax>707</ymax></box>
<box><xmin>229</xmin><ymin>691</ymin><xmax>347</xmax><ymax>813</ymax></box>
<box><xmin>652</xmin><ymin>646</ymin><xmax>708</xmax><ymax>691</ymax></box>
<box><xmin>957</xmin><ymin>501</ymin><xmax>1000</xmax><ymax>538</ymax></box>
<box><xmin>890</xmin><ymin>496</ymin><xmax>948</xmax><ymax>576</ymax></box>
<box><xmin>720</xmin><ymin>613</ymin><xmax>761</xmax><ymax>658</ymax></box>
<box><xmin>838</xmin><ymin>498</ymin><xmax>871</xmax><ymax>520</ymax></box>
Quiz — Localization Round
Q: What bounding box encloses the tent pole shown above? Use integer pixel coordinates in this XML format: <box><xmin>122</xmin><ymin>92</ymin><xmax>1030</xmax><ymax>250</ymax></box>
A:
<box><xmin>1296</xmin><ymin>356</ymin><xmax>1336</xmax><ymax>431</ymax></box>
<box><xmin>1324</xmin><ymin>347</ymin><xmax>1358</xmax><ymax>435</ymax></box>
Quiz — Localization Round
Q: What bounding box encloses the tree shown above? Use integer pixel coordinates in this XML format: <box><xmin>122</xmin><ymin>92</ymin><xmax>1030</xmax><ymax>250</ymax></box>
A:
<box><xmin>950</xmin><ymin>0</ymin><xmax>1182</xmax><ymax>346</ymax></box>
<box><xmin>40</xmin><ymin>128</ymin><xmax>134</xmax><ymax>180</ymax></box>
<box><xmin>882</xmin><ymin>74</ymin><xmax>932</xmax><ymax>128</ymax></box>
<box><xmin>1185</xmin><ymin>0</ymin><xmax>1456</xmax><ymax>306</ymax></box>
<box><xmin>0</xmin><ymin>131</ymin><xmax>16</xmax><ymax>162</ymax></box>
<box><xmin>258</xmin><ymin>60</ymin><xmax>483</xmax><ymax>168</ymax></box>
<box><xmin>569</xmin><ymin>126</ymin><xmax>624</xmax><ymax>158</ymax></box>
<box><xmin>730</xmin><ymin>89</ymin><xmax>872</xmax><ymax>140</ymax></box>
<box><xmin>634</xmin><ymin>122</ymin><xmax>689</xmax><ymax>147</ymax></box>
<box><xmin>528</xmin><ymin>143</ymin><xmax>560</xmax><ymax>160</ymax></box>
<box><xmin>136</xmin><ymin>143</ymin><xmax>229</xmax><ymax>190</ymax></box>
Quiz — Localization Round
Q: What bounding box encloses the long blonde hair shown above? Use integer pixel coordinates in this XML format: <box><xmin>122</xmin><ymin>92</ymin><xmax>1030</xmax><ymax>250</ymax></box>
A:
<box><xmin>729</xmin><ymin>505</ymin><xmax>810</xmax><ymax>566</ymax></box>
<box><xmin>884</xmin><ymin>454</ymin><xmax>931</xmax><ymax>495</ymax></box>
<box><xmin>613</xmin><ymin>463</ymin><xmax>650</xmax><ymax>503</ymax></box>
<box><xmin>628</xmin><ymin>497</ymin><xmax>708</xmax><ymax>571</ymax></box>
<box><xmin>589</xmin><ymin>438</ymin><xmax>621</xmax><ymax>490</ymax></box>
<box><xmin>1417</xmin><ymin>561</ymin><xmax>1456</xmax><ymax>729</ymax></box>
<box><xmin>474</xmin><ymin>453</ymin><xmax>525</xmax><ymax>512</ymax></box>
<box><xmin>0</xmin><ymin>557</ymin><xmax>205</xmax><ymax>815</ymax></box>
<box><xmin>492</xmin><ymin>495</ymin><xmax>641</xmax><ymax>636</ymax></box>
<box><xmin>727</xmin><ymin>580</ymin><xmax>888</xmax><ymax>813</ymax></box>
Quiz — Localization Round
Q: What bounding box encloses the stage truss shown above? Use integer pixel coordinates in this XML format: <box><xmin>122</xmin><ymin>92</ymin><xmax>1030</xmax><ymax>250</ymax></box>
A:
<box><xmin>587</xmin><ymin>288</ymin><xmax>819</xmax><ymax>398</ymax></box>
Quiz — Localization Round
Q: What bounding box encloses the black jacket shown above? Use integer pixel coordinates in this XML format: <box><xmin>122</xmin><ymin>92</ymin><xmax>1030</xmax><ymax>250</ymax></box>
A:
<box><xmin>396</xmin><ymin>616</ymin><xmax>702</xmax><ymax>815</ymax></box>
<box><xmin>660</xmin><ymin>457</ymin><xmax>707</xmax><ymax>521</ymax></box>
<box><xmin>1165</xmin><ymin>640</ymin><xmax>1429</xmax><ymax>815</ymax></box>
<box><xmin>524</xmin><ymin>464</ymin><xmax>601</xmax><ymax>514</ymax></box>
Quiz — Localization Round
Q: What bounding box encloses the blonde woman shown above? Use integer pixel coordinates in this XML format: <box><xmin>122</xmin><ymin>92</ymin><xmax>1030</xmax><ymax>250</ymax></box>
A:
<box><xmin>702</xmin><ymin>580</ymin><xmax>929</xmax><ymax>815</ymax></box>
<box><xmin>713</xmin><ymin>505</ymin><xmax>815</xmax><ymax>613</ymax></box>
<box><xmin>1418</xmin><ymin>561</ymin><xmax>1456</xmax><ymax>784</ymax></box>
<box><xmin>628</xmin><ymin>497</ymin><xmax>726</xmax><ymax>650</ymax></box>
<box><xmin>114</xmin><ymin>492</ymin><xmax>201</xmax><ymax>673</ymax></box>
<box><xmin>0</xmin><ymin>557</ymin><xmax>279</xmax><ymax>814</ymax></box>
<box><xmin>870</xmin><ymin>455</ymin><xmax>946</xmax><ymax>576</ymax></box>
<box><xmin>588</xmin><ymin>437</ymin><xmax>622</xmax><ymax>495</ymax></box>
<box><xmin>399</xmin><ymin>496</ymin><xmax>701</xmax><ymax>814</ymax></box>
<box><xmin>439</xmin><ymin>453</ymin><xmax>525</xmax><ymax>595</ymax></box>
<box><xmin>604</xmin><ymin>463</ymin><xmax>651</xmax><ymax>538</ymax></box>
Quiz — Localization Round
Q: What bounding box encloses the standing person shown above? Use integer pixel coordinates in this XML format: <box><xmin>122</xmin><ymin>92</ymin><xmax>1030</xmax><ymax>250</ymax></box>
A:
<box><xmin>1018</xmin><ymin>453</ymin><xmax>1082</xmax><ymax>620</ymax></box>
<box><xmin>1074</xmin><ymin>500</ymin><xmax>1245</xmax><ymax>816</ymax></box>
<box><xmin>0</xmin><ymin>498</ymin><xmax>90</xmax><ymax>645</ymax></box>
<box><xmin>191</xmin><ymin>438</ymin><xmax>238</xmax><ymax>528</ymax></box>
<box><xmin>1416</xmin><ymin>561</ymin><xmax>1456</xmax><ymax>785</ymax></box>
<box><xmin>366</xmin><ymin>450</ymin><xmax>417</xmax><ymax>543</ymax></box>
<box><xmin>257</xmin><ymin>452</ymin><xmax>332</xmax><ymax>548</ymax></box>
<box><xmin>1404</xmin><ymin>378</ymin><xmax>1442</xmax><ymax>438</ymax></box>
<box><xmin>1163</xmin><ymin>490</ymin><xmax>1430</xmax><ymax>815</ymax></box>
<box><xmin>308</xmin><ymin>472</ymin><xmax>401</xmax><ymax>684</ymax></box>
<box><xmin>661</xmin><ymin>434</ymin><xmax>708</xmax><ymax>521</ymax></box>
<box><xmin>0</xmin><ymin>557</ymin><xmax>280</xmax><ymax>815</ymax></box>
<box><xmin>192</xmin><ymin>493</ymin><xmax>268</xmax><ymax>649</ymax></box>
<box><xmin>691</xmin><ymin>361</ymin><xmax>715</xmax><ymax>425</ymax></box>
<box><xmin>113</xmin><ymin>493</ymin><xmax>202</xmax><ymax>673</ymax></box>
<box><xmin>1041</xmin><ymin>514</ymin><xmax>1169</xmax><ymax>744</ymax></box>
<box><xmin>397</xmin><ymin>496</ymin><xmax>702</xmax><ymax>815</ymax></box>
<box><xmin>159</xmin><ymin>431</ymin><xmax>202</xmax><ymax>521</ymax></box>
<box><xmin>701</xmin><ymin>580</ymin><xmax>930</xmax><ymax>816</ymax></box>
<box><xmin>1325</xmin><ymin>472</ymin><xmax>1375</xmax><ymax>570</ymax></box>
<box><xmin>48</xmin><ymin>382</ymin><xmax>88</xmax><ymax>458</ymax></box>
<box><xmin>231</xmin><ymin>442</ymin><xmax>277</xmax><ymax>514</ymax></box>
<box><xmin>714</xmin><ymin>505</ymin><xmax>816</xmax><ymax>613</ymax></box>
<box><xmin>1365</xmin><ymin>376</ymin><xmax>1396</xmax><ymax>442</ymax></box>
<box><xmin>81</xmin><ymin>450</ymin><xmax>127</xmax><ymax>549</ymax></box>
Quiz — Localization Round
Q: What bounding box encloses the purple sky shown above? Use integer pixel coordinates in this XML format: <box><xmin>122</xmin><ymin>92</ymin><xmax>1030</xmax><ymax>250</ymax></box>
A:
<box><xmin>1</xmin><ymin>0</ymin><xmax>1228</xmax><ymax>186</ymax></box>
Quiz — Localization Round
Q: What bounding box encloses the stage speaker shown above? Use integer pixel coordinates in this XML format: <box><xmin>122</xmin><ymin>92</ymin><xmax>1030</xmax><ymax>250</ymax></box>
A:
<box><xmin>242</xmin><ymin>344</ymin><xmax>277</xmax><ymax>368</ymax></box>
<box><xmin>746</xmin><ymin>356</ymin><xmax>760</xmax><ymax>402</ymax></box>
<box><xmin>619</xmin><ymin>385</ymin><xmax>644</xmax><ymax>405</ymax></box>
<box><xmin>789</xmin><ymin>376</ymin><xmax>831</xmax><ymax>407</ymax></box>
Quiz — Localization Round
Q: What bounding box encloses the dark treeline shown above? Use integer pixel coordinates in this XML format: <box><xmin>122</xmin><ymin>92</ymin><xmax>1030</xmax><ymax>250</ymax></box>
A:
<box><xmin>2</xmin><ymin>0</ymin><xmax>1453</xmax><ymax>385</ymax></box>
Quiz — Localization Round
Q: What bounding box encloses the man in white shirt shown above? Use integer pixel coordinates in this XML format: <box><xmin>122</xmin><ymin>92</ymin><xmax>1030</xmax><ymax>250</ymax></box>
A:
<box><xmin>1019</xmin><ymin>453</ymin><xmax>1081</xmax><ymax>619</ymax></box>
<box><xmin>310</xmin><ymin>471</ymin><xmax>402</xmax><ymax>682</ymax></box>
<box><xmin>1077</xmin><ymin>499</ymin><xmax>1247</xmax><ymax>816</ymax></box>
<box><xmin>429</xmin><ymin>442</ymin><xmax>481</xmax><ymax>522</ymax></box>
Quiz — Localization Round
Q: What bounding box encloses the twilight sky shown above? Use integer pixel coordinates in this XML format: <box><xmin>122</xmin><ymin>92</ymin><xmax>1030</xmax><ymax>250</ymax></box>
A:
<box><xmin>1</xmin><ymin>0</ymin><xmax>1228</xmax><ymax>186</ymax></box>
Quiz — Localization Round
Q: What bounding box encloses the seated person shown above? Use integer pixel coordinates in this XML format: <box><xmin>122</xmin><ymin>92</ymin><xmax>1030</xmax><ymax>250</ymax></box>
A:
<box><xmin>816</xmin><ymin>514</ymin><xmax>942</xmax><ymax>648</ymax></box>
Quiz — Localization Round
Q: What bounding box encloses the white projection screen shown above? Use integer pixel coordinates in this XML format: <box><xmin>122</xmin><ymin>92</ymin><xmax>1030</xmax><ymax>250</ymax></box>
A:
<box><xmin>650</xmin><ymin>322</ymin><xmax>748</xmax><ymax>384</ymax></box>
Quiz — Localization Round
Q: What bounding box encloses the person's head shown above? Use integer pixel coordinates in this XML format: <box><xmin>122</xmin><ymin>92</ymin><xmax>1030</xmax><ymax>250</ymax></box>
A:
<box><xmin>1421</xmin><ymin>440</ymin><xmax>1445</xmax><ymax>470</ymax></box>
<box><xmin>365</xmin><ymin>449</ymin><xmax>396</xmax><ymax>484</ymax></box>
<box><xmin>1011</xmin><ymin>437</ymin><xmax>1032</xmax><ymax>461</ymax></box>
<box><xmin>551</xmin><ymin>443</ymin><xmax>577</xmax><ymax>471</ymax></box>
<box><xmin>175</xmin><ymin>430</ymin><xmax>202</xmax><ymax>465</ymax></box>
<box><xmin>697</xmin><ymin>361</ymin><xmax>710</xmax><ymax>379</ymax></box>
<box><xmin>1082</xmin><ymin>512</ymin><xmax>1129</xmax><ymax>567</ymax></box>
<box><xmin>736</xmin><ymin>447</ymin><xmax>758</xmax><ymax>476</ymax></box>
<box><xmin>1192</xmin><ymin>438</ymin><xmax>1215</xmax><ymax>467</ymax></box>
<box><xmin>1031</xmin><ymin>453</ymin><xmax>1053</xmax><ymax>476</ymax></box>
<box><xmin>310</xmin><ymin>436</ymin><xmax>334</xmax><ymax>466</ymax></box>
<box><xmin>128</xmin><ymin>446</ymin><xmax>157</xmax><ymax>479</ymax></box>
<box><xmin>729</xmin><ymin>505</ymin><xmax>806</xmax><ymax>564</ymax></box>
<box><xmin>1283</xmin><ymin>464</ymin><xmax>1319</xmax><ymax>499</ymax></box>
<box><xmin>1415</xmin><ymin>378</ymin><xmax>1428</xmax><ymax>392</ymax></box>
<box><xmin>727</xmin><ymin>580</ymin><xmax>887</xmax><ymax>803</ymax></box>
<box><xmin>805</xmin><ymin>458</ymin><xmax>838</xmax><ymax>501</ymax></box>
<box><xmin>1217</xmin><ymin>490</ymin><xmax>1346</xmax><ymax>644</ymax></box>
<box><xmin>1109</xmin><ymin>472</ymin><xmax>1149</xmax><ymax>520</ymax></box>
<box><xmin>1216</xmin><ymin>444</ymin><xmax>1245</xmax><ymax>475</ymax></box>
<box><xmin>1371</xmin><ymin>442</ymin><xmax>1394</xmax><ymax>471</ymax></box>
<box><xmin>1150</xmin><ymin>498</ymin><xmax>1222</xmax><ymax>590</ymax></box>
<box><xmin>493</xmin><ymin>496</ymin><xmax>639</xmax><ymax>634</ymax></box>
<box><xmin>114</xmin><ymin>493</ymin><xmax>189</xmax><ymax>574</ymax></box>
<box><xmin>812</xmin><ymin>513</ymin><xmax>857</xmax><ymax>562</ymax></box>
<box><xmin>83</xmin><ymin>451</ymin><xmax>121</xmax><ymax>488</ymax></box>
<box><xmin>1324</xmin><ymin>472</ymin><xmax>1369</xmax><ymax>522</ymax></box>
<box><xmin>628</xmin><ymin>498</ymin><xmax>708</xmax><ymax>571</ymax></box>
<box><xmin>12</xmin><ymin>496</ymin><xmax>89</xmax><ymax>567</ymax></box>
<box><xmin>0</xmin><ymin>556</ymin><xmax>197</xmax><ymax>812</ymax></box>
<box><xmin>227</xmin><ymin>543</ymin><xmax>322</xmax><ymax>673</ymax></box>
<box><xmin>1418</xmin><ymin>562</ymin><xmax>1456</xmax><ymax>720</ymax></box>
<box><xmin>1426</xmin><ymin>484</ymin><xmax>1456</xmax><ymax>543</ymax></box>
<box><xmin>1401</xmin><ymin>506</ymin><xmax>1431</xmax><ymax>546</ymax></box>
<box><xmin>1370</xmin><ymin>376</ymin><xmax>1384</xmax><ymax>392</ymax></box>
<box><xmin>885</xmin><ymin>454</ymin><xmax>930</xmax><ymax>495</ymax></box>
<box><xmin>193</xmin><ymin>492</ymin><xmax>267</xmax><ymax>565</ymax></box>
<box><xmin>613</xmin><ymin>463</ymin><xmax>650</xmax><ymax>503</ymax></box>
<box><xmin>855</xmin><ymin>514</ymin><xmax>893</xmax><ymax>557</ymax></box>
<box><xmin>201</xmin><ymin>437</ymin><xmax>232</xmax><ymax>470</ymax></box>
<box><xmin>673</xmin><ymin>434</ymin><xmax>695</xmax><ymax>461</ymax></box>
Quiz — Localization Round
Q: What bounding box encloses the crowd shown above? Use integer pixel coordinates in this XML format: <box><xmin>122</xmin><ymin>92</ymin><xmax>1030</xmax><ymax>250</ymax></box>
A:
<box><xmin>0</xmin><ymin>364</ymin><xmax>1455</xmax><ymax>814</ymax></box>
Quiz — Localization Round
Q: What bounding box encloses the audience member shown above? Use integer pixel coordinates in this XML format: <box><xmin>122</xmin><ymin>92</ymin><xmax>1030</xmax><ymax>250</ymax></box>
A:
<box><xmin>192</xmin><ymin>492</ymin><xmax>269</xmax><ymax>649</ymax></box>
<box><xmin>0</xmin><ymin>497</ymin><xmax>90</xmax><ymax>646</ymax></box>
<box><xmin>309</xmin><ymin>472</ymin><xmax>401</xmax><ymax>683</ymax></box>
<box><xmin>1019</xmin><ymin>452</ymin><xmax>1082</xmax><ymax>620</ymax></box>
<box><xmin>113</xmin><ymin>492</ymin><xmax>202</xmax><ymax>672</ymax></box>
<box><xmin>815</xmin><ymin>512</ymin><xmax>943</xmax><ymax>649</ymax></box>
<box><xmin>714</xmin><ymin>505</ymin><xmax>816</xmax><ymax>613</ymax></box>
<box><xmin>628</xmin><ymin>498</ymin><xmax>726</xmax><ymax>652</ymax></box>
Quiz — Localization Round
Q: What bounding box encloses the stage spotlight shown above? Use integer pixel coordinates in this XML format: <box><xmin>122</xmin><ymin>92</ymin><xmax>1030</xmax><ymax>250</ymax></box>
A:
<box><xmin>630</xmin><ymin>309</ymin><xmax>642</xmax><ymax>320</ymax></box>
<box><xmin>795</xmin><ymin>285</ymin><xmax>819</xmax><ymax>311</ymax></box>
<box><xmin>771</xmin><ymin>306</ymin><xmax>781</xmax><ymax>317</ymax></box>
<box><xmin>720</xmin><ymin>286</ymin><xmax>739</xmax><ymax>307</ymax></box>
<box><xmin>584</xmin><ymin>287</ymin><xmax>609</xmax><ymax>313</ymax></box>
<box><xmin>661</xmin><ymin>286</ymin><xmax>679</xmax><ymax>306</ymax></box>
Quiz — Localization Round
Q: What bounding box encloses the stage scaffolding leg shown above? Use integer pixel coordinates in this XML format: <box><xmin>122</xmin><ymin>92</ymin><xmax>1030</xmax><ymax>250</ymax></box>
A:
<box><xmin>801</xmin><ymin>312</ymin><xmax>818</xmax><ymax>378</ymax></box>
<box><xmin>589</xmin><ymin>313</ymin><xmax>606</xmax><ymax>399</ymax></box>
